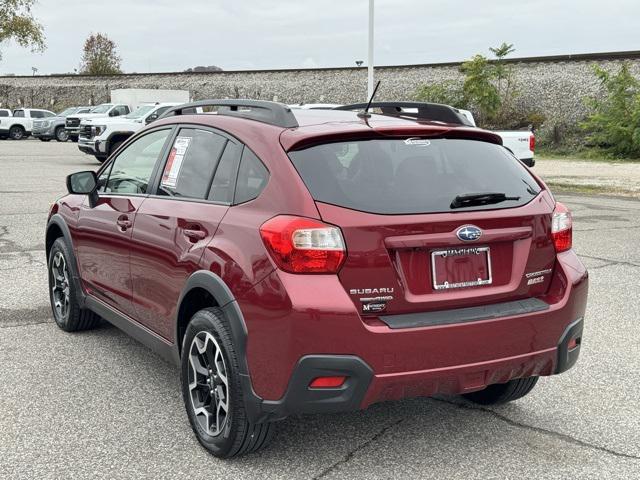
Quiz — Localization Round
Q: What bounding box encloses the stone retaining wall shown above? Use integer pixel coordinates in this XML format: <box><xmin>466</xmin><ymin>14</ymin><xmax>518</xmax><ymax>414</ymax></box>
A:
<box><xmin>2</xmin><ymin>51</ymin><xmax>639</xmax><ymax>130</ymax></box>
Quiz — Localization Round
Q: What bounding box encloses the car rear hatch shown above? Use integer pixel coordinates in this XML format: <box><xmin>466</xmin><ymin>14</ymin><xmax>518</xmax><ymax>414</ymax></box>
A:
<box><xmin>286</xmin><ymin>133</ymin><xmax>557</xmax><ymax>318</ymax></box>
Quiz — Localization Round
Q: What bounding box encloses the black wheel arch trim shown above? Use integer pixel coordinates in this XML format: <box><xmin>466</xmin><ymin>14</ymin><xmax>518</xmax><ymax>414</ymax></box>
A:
<box><xmin>107</xmin><ymin>131</ymin><xmax>134</xmax><ymax>149</ymax></box>
<box><xmin>176</xmin><ymin>270</ymin><xmax>265</xmax><ymax>422</ymax></box>
<box><xmin>46</xmin><ymin>214</ymin><xmax>86</xmax><ymax>308</ymax></box>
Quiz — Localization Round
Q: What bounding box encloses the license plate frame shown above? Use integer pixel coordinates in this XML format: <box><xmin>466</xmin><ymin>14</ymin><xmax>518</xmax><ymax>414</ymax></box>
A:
<box><xmin>431</xmin><ymin>246</ymin><xmax>492</xmax><ymax>291</ymax></box>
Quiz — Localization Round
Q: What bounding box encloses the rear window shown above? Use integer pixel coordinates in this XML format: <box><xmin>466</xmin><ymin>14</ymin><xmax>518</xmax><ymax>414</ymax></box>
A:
<box><xmin>288</xmin><ymin>138</ymin><xmax>541</xmax><ymax>215</ymax></box>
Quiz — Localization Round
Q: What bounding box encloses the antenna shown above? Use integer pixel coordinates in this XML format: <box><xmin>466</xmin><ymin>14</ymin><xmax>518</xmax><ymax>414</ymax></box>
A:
<box><xmin>357</xmin><ymin>80</ymin><xmax>381</xmax><ymax>119</ymax></box>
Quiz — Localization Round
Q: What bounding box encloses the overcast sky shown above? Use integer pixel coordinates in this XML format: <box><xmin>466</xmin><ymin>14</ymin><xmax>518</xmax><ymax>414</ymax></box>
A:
<box><xmin>1</xmin><ymin>0</ymin><xmax>639</xmax><ymax>75</ymax></box>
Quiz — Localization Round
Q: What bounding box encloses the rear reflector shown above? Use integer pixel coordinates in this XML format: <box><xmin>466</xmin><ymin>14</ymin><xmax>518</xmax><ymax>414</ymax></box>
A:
<box><xmin>529</xmin><ymin>133</ymin><xmax>536</xmax><ymax>152</ymax></box>
<box><xmin>551</xmin><ymin>202</ymin><xmax>572</xmax><ymax>252</ymax></box>
<box><xmin>309</xmin><ymin>376</ymin><xmax>347</xmax><ymax>388</ymax></box>
<box><xmin>260</xmin><ymin>215</ymin><xmax>346</xmax><ymax>273</ymax></box>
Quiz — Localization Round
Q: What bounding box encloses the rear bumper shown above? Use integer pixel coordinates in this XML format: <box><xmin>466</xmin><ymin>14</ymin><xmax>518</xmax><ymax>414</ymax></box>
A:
<box><xmin>238</xmin><ymin>249</ymin><xmax>588</xmax><ymax>421</ymax></box>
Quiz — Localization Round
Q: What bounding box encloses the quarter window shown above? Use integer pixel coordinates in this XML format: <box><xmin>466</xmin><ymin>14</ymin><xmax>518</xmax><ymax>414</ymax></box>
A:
<box><xmin>0</xmin><ymin>110</ymin><xmax>9</xmax><ymax>117</ymax></box>
<box><xmin>209</xmin><ymin>141</ymin><xmax>241</xmax><ymax>203</ymax></box>
<box><xmin>234</xmin><ymin>149</ymin><xmax>269</xmax><ymax>204</ymax></box>
<box><xmin>103</xmin><ymin>129</ymin><xmax>171</xmax><ymax>195</ymax></box>
<box><xmin>158</xmin><ymin>129</ymin><xmax>227</xmax><ymax>200</ymax></box>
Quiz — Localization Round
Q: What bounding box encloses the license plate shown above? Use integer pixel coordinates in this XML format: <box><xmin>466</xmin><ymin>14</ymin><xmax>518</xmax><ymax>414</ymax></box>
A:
<box><xmin>431</xmin><ymin>246</ymin><xmax>492</xmax><ymax>290</ymax></box>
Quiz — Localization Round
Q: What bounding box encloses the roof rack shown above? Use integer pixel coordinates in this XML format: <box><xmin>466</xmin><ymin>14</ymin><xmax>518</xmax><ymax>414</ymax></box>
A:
<box><xmin>159</xmin><ymin>99</ymin><xmax>299</xmax><ymax>128</ymax></box>
<box><xmin>334</xmin><ymin>101</ymin><xmax>472</xmax><ymax>126</ymax></box>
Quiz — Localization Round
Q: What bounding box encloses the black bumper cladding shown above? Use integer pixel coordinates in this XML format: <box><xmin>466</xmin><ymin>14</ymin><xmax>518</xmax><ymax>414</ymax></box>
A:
<box><xmin>249</xmin><ymin>355</ymin><xmax>373</xmax><ymax>423</ymax></box>
<box><xmin>556</xmin><ymin>317</ymin><xmax>584</xmax><ymax>373</ymax></box>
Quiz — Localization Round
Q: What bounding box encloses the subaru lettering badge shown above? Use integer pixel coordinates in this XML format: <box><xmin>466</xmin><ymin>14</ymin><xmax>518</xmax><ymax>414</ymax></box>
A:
<box><xmin>456</xmin><ymin>225</ymin><xmax>482</xmax><ymax>242</ymax></box>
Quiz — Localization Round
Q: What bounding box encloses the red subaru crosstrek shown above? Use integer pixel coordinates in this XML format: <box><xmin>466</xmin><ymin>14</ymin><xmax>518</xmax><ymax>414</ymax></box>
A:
<box><xmin>47</xmin><ymin>100</ymin><xmax>588</xmax><ymax>458</ymax></box>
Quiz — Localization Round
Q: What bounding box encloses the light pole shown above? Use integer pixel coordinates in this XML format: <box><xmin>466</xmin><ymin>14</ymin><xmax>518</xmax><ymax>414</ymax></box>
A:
<box><xmin>367</xmin><ymin>0</ymin><xmax>375</xmax><ymax>100</ymax></box>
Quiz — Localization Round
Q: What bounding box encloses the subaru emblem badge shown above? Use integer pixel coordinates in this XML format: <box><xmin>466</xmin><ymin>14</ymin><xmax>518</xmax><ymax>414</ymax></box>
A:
<box><xmin>456</xmin><ymin>225</ymin><xmax>482</xmax><ymax>242</ymax></box>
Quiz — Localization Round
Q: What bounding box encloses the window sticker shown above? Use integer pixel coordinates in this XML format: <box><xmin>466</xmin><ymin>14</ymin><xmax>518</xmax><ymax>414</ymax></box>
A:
<box><xmin>161</xmin><ymin>136</ymin><xmax>191</xmax><ymax>188</ymax></box>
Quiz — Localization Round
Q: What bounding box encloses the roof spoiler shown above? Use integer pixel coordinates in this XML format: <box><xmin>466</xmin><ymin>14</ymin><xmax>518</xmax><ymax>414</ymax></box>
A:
<box><xmin>158</xmin><ymin>99</ymin><xmax>299</xmax><ymax>128</ymax></box>
<box><xmin>334</xmin><ymin>102</ymin><xmax>473</xmax><ymax>127</ymax></box>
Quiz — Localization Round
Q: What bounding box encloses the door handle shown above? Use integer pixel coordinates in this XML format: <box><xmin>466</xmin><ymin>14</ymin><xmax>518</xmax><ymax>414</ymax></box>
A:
<box><xmin>183</xmin><ymin>228</ymin><xmax>206</xmax><ymax>241</ymax></box>
<box><xmin>116</xmin><ymin>216</ymin><xmax>133</xmax><ymax>231</ymax></box>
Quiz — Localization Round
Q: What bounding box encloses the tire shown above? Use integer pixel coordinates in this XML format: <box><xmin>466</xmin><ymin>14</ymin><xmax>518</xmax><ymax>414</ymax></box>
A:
<box><xmin>463</xmin><ymin>377</ymin><xmax>539</xmax><ymax>405</ymax></box>
<box><xmin>48</xmin><ymin>238</ymin><xmax>100</xmax><ymax>332</ymax></box>
<box><xmin>95</xmin><ymin>155</ymin><xmax>107</xmax><ymax>163</ymax></box>
<box><xmin>9</xmin><ymin>125</ymin><xmax>25</xmax><ymax>140</ymax></box>
<box><xmin>181</xmin><ymin>308</ymin><xmax>275</xmax><ymax>458</ymax></box>
<box><xmin>70</xmin><ymin>135</ymin><xmax>78</xmax><ymax>143</ymax></box>
<box><xmin>55</xmin><ymin>126</ymin><xmax>69</xmax><ymax>142</ymax></box>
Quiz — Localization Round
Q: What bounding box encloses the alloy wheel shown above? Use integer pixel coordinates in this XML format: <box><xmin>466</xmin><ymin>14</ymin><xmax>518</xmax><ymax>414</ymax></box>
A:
<box><xmin>188</xmin><ymin>331</ymin><xmax>230</xmax><ymax>437</ymax></box>
<box><xmin>51</xmin><ymin>252</ymin><xmax>70</xmax><ymax>320</ymax></box>
<box><xmin>56</xmin><ymin>128</ymin><xmax>69</xmax><ymax>142</ymax></box>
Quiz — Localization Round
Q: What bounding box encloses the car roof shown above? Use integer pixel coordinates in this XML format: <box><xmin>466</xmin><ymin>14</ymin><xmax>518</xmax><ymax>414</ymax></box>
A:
<box><xmin>151</xmin><ymin>106</ymin><xmax>502</xmax><ymax>151</ymax></box>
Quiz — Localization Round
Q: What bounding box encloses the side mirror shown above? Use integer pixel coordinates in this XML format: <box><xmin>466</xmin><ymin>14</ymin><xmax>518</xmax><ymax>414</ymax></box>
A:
<box><xmin>67</xmin><ymin>171</ymin><xmax>97</xmax><ymax>195</ymax></box>
<box><xmin>146</xmin><ymin>113</ymin><xmax>159</xmax><ymax>124</ymax></box>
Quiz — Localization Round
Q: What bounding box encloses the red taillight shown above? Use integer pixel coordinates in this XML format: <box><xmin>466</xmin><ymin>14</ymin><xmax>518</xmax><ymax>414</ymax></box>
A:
<box><xmin>529</xmin><ymin>133</ymin><xmax>536</xmax><ymax>152</ymax></box>
<box><xmin>260</xmin><ymin>215</ymin><xmax>346</xmax><ymax>273</ymax></box>
<box><xmin>551</xmin><ymin>202</ymin><xmax>572</xmax><ymax>252</ymax></box>
<box><xmin>309</xmin><ymin>376</ymin><xmax>347</xmax><ymax>388</ymax></box>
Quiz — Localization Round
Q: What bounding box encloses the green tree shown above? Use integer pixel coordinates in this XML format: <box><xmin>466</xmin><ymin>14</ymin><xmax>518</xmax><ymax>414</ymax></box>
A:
<box><xmin>490</xmin><ymin>42</ymin><xmax>518</xmax><ymax>124</ymax></box>
<box><xmin>581</xmin><ymin>63</ymin><xmax>640</xmax><ymax>158</ymax></box>
<box><xmin>0</xmin><ymin>0</ymin><xmax>45</xmax><ymax>60</ymax></box>
<box><xmin>80</xmin><ymin>33</ymin><xmax>122</xmax><ymax>75</ymax></box>
<box><xmin>460</xmin><ymin>54</ymin><xmax>501</xmax><ymax>125</ymax></box>
<box><xmin>414</xmin><ymin>80</ymin><xmax>466</xmax><ymax>108</ymax></box>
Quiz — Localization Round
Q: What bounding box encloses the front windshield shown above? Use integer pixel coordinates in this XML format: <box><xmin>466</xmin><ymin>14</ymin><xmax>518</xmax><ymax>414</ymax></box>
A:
<box><xmin>58</xmin><ymin>107</ymin><xmax>76</xmax><ymax>117</ymax></box>
<box><xmin>90</xmin><ymin>104</ymin><xmax>112</xmax><ymax>114</ymax></box>
<box><xmin>125</xmin><ymin>105</ymin><xmax>155</xmax><ymax>119</ymax></box>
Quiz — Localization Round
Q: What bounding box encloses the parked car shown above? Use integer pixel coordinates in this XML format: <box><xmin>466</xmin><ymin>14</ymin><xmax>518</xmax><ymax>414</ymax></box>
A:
<box><xmin>65</xmin><ymin>104</ymin><xmax>131</xmax><ymax>142</ymax></box>
<box><xmin>77</xmin><ymin>103</ymin><xmax>182</xmax><ymax>162</ymax></box>
<box><xmin>66</xmin><ymin>90</ymin><xmax>190</xmax><ymax>143</ymax></box>
<box><xmin>47</xmin><ymin>99</ymin><xmax>588</xmax><ymax>458</ymax></box>
<box><xmin>0</xmin><ymin>108</ymin><xmax>56</xmax><ymax>140</ymax></box>
<box><xmin>32</xmin><ymin>106</ymin><xmax>94</xmax><ymax>142</ymax></box>
<box><xmin>456</xmin><ymin>108</ymin><xmax>536</xmax><ymax>167</ymax></box>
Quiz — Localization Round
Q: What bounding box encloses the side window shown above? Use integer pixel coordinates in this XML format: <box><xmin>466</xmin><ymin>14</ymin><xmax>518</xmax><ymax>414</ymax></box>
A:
<box><xmin>158</xmin><ymin>128</ymin><xmax>227</xmax><ymax>199</ymax></box>
<box><xmin>234</xmin><ymin>148</ymin><xmax>269</xmax><ymax>204</ymax></box>
<box><xmin>31</xmin><ymin>111</ymin><xmax>44</xmax><ymax>119</ymax></box>
<box><xmin>0</xmin><ymin>110</ymin><xmax>9</xmax><ymax>117</ymax></box>
<box><xmin>43</xmin><ymin>111</ymin><xmax>55</xmax><ymax>118</ymax></box>
<box><xmin>209</xmin><ymin>141</ymin><xmax>241</xmax><ymax>203</ymax></box>
<box><xmin>78</xmin><ymin>108</ymin><xmax>92</xmax><ymax>114</ymax></box>
<box><xmin>118</xmin><ymin>105</ymin><xmax>130</xmax><ymax>115</ymax></box>
<box><xmin>14</xmin><ymin>110</ymin><xmax>25</xmax><ymax>118</ymax></box>
<box><xmin>104</xmin><ymin>129</ymin><xmax>171</xmax><ymax>195</ymax></box>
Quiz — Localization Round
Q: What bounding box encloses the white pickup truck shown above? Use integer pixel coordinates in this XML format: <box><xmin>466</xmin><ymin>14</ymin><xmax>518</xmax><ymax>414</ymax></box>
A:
<box><xmin>0</xmin><ymin>108</ymin><xmax>57</xmax><ymax>140</ymax></box>
<box><xmin>457</xmin><ymin>109</ymin><xmax>536</xmax><ymax>167</ymax></box>
<box><xmin>78</xmin><ymin>103</ymin><xmax>181</xmax><ymax>162</ymax></box>
<box><xmin>65</xmin><ymin>103</ymin><xmax>131</xmax><ymax>142</ymax></box>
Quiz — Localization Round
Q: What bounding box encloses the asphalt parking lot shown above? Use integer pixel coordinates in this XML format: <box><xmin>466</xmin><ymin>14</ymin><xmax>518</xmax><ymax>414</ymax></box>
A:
<box><xmin>1</xmin><ymin>140</ymin><xmax>639</xmax><ymax>479</ymax></box>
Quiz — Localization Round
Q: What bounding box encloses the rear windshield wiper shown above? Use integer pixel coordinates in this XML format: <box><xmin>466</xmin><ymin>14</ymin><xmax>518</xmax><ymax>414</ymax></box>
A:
<box><xmin>450</xmin><ymin>192</ymin><xmax>521</xmax><ymax>209</ymax></box>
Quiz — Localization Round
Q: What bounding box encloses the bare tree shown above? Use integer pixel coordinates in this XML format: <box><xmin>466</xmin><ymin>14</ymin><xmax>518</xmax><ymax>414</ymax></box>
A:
<box><xmin>80</xmin><ymin>33</ymin><xmax>122</xmax><ymax>75</ymax></box>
